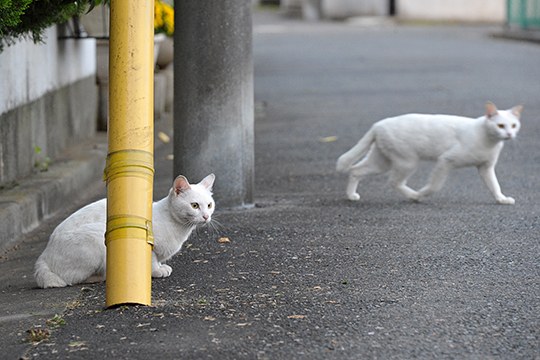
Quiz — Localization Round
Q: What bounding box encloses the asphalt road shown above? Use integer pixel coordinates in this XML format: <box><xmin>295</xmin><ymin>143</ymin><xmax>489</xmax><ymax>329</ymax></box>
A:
<box><xmin>8</xmin><ymin>10</ymin><xmax>540</xmax><ymax>360</ymax></box>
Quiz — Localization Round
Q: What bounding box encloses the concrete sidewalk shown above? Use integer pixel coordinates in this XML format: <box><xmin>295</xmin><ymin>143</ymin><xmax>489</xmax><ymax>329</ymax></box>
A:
<box><xmin>2</xmin><ymin>9</ymin><xmax>540</xmax><ymax>359</ymax></box>
<box><xmin>493</xmin><ymin>27</ymin><xmax>540</xmax><ymax>44</ymax></box>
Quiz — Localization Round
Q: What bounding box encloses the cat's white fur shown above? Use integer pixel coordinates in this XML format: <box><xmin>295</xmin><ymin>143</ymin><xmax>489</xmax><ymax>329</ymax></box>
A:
<box><xmin>34</xmin><ymin>174</ymin><xmax>215</xmax><ymax>288</ymax></box>
<box><xmin>337</xmin><ymin>102</ymin><xmax>522</xmax><ymax>204</ymax></box>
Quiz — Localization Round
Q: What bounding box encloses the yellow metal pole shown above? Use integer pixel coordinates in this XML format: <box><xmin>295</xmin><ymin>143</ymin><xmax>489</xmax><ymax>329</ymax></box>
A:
<box><xmin>104</xmin><ymin>0</ymin><xmax>154</xmax><ymax>307</ymax></box>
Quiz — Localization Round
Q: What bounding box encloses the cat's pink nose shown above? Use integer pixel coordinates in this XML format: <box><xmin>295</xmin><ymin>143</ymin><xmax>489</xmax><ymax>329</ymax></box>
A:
<box><xmin>203</xmin><ymin>214</ymin><xmax>209</xmax><ymax>221</ymax></box>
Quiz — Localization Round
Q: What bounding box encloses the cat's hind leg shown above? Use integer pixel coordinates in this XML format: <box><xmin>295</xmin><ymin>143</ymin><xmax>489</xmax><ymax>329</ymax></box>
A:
<box><xmin>34</xmin><ymin>257</ymin><xmax>69</xmax><ymax>288</ymax></box>
<box><xmin>346</xmin><ymin>147</ymin><xmax>390</xmax><ymax>201</ymax></box>
<box><xmin>34</xmin><ymin>228</ymin><xmax>105</xmax><ymax>288</ymax></box>
<box><xmin>387</xmin><ymin>161</ymin><xmax>420</xmax><ymax>200</ymax></box>
<box><xmin>416</xmin><ymin>159</ymin><xmax>452</xmax><ymax>201</ymax></box>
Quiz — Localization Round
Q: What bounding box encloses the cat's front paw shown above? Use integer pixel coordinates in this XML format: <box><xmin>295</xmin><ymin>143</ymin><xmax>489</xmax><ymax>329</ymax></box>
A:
<box><xmin>405</xmin><ymin>191</ymin><xmax>422</xmax><ymax>202</ymax></box>
<box><xmin>496</xmin><ymin>196</ymin><xmax>515</xmax><ymax>205</ymax></box>
<box><xmin>152</xmin><ymin>264</ymin><xmax>172</xmax><ymax>278</ymax></box>
<box><xmin>347</xmin><ymin>192</ymin><xmax>361</xmax><ymax>201</ymax></box>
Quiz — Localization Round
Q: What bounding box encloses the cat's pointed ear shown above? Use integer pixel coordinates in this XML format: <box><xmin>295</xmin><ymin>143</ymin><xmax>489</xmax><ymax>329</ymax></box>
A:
<box><xmin>510</xmin><ymin>104</ymin><xmax>523</xmax><ymax>119</ymax></box>
<box><xmin>173</xmin><ymin>175</ymin><xmax>191</xmax><ymax>195</ymax></box>
<box><xmin>485</xmin><ymin>101</ymin><xmax>499</xmax><ymax>119</ymax></box>
<box><xmin>200</xmin><ymin>173</ymin><xmax>215</xmax><ymax>191</ymax></box>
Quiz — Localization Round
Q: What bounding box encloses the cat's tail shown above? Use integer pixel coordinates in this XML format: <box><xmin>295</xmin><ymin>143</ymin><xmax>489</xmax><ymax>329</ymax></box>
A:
<box><xmin>34</xmin><ymin>256</ymin><xmax>68</xmax><ymax>288</ymax></box>
<box><xmin>336</xmin><ymin>127</ymin><xmax>376</xmax><ymax>173</ymax></box>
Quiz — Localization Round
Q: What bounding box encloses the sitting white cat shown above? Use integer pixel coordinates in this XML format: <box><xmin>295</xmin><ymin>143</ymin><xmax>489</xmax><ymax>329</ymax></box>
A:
<box><xmin>34</xmin><ymin>174</ymin><xmax>215</xmax><ymax>288</ymax></box>
<box><xmin>337</xmin><ymin>102</ymin><xmax>522</xmax><ymax>204</ymax></box>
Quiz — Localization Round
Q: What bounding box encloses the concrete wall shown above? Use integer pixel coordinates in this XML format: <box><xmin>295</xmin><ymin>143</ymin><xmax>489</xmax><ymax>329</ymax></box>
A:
<box><xmin>0</xmin><ymin>26</ymin><xmax>98</xmax><ymax>187</ymax></box>
<box><xmin>280</xmin><ymin>0</ymin><xmax>303</xmax><ymax>17</ymax></box>
<box><xmin>0</xmin><ymin>27</ymin><xmax>96</xmax><ymax>115</ymax></box>
<box><xmin>397</xmin><ymin>0</ymin><xmax>506</xmax><ymax>22</ymax></box>
<box><xmin>281</xmin><ymin>0</ymin><xmax>387</xmax><ymax>19</ymax></box>
<box><xmin>322</xmin><ymin>0</ymin><xmax>387</xmax><ymax>19</ymax></box>
<box><xmin>281</xmin><ymin>0</ymin><xmax>505</xmax><ymax>22</ymax></box>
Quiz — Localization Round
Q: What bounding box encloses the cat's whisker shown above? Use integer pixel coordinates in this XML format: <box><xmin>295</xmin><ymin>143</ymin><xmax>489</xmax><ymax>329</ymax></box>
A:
<box><xmin>209</xmin><ymin>217</ymin><xmax>223</xmax><ymax>229</ymax></box>
<box><xmin>192</xmin><ymin>223</ymin><xmax>202</xmax><ymax>238</ymax></box>
<box><xmin>206</xmin><ymin>220</ymin><xmax>222</xmax><ymax>236</ymax></box>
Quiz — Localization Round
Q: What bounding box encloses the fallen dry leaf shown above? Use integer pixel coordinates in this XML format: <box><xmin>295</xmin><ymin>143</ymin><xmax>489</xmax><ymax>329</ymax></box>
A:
<box><xmin>26</xmin><ymin>328</ymin><xmax>50</xmax><ymax>343</ymax></box>
<box><xmin>217</xmin><ymin>237</ymin><xmax>231</xmax><ymax>244</ymax></box>
<box><xmin>158</xmin><ymin>131</ymin><xmax>170</xmax><ymax>143</ymax></box>
<box><xmin>287</xmin><ymin>315</ymin><xmax>306</xmax><ymax>319</ymax></box>
<box><xmin>319</xmin><ymin>135</ymin><xmax>338</xmax><ymax>143</ymax></box>
<box><xmin>68</xmin><ymin>341</ymin><xmax>87</xmax><ymax>347</ymax></box>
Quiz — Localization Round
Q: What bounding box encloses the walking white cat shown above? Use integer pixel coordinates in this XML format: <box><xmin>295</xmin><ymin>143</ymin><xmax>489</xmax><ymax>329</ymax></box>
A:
<box><xmin>35</xmin><ymin>174</ymin><xmax>215</xmax><ymax>288</ymax></box>
<box><xmin>337</xmin><ymin>102</ymin><xmax>522</xmax><ymax>204</ymax></box>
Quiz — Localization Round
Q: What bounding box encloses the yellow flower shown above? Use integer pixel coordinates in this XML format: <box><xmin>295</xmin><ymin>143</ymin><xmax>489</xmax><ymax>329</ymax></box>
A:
<box><xmin>154</xmin><ymin>0</ymin><xmax>174</xmax><ymax>36</ymax></box>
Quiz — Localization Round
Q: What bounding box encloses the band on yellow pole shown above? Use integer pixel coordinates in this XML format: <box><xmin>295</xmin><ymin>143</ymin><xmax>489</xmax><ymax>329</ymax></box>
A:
<box><xmin>105</xmin><ymin>0</ymin><xmax>155</xmax><ymax>307</ymax></box>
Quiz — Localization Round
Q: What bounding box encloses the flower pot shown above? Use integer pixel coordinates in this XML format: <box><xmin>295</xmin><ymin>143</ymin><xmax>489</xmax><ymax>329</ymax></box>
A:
<box><xmin>154</xmin><ymin>33</ymin><xmax>166</xmax><ymax>66</ymax></box>
<box><xmin>157</xmin><ymin>36</ymin><xmax>174</xmax><ymax>69</ymax></box>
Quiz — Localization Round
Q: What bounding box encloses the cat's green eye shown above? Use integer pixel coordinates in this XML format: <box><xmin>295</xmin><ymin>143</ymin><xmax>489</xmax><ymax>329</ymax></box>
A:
<box><xmin>497</xmin><ymin>124</ymin><xmax>505</xmax><ymax>129</ymax></box>
<box><xmin>191</xmin><ymin>203</ymin><xmax>200</xmax><ymax>209</ymax></box>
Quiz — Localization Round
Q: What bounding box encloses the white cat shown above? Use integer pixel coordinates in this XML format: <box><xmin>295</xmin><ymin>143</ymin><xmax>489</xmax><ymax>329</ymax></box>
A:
<box><xmin>336</xmin><ymin>102</ymin><xmax>522</xmax><ymax>204</ymax></box>
<box><xmin>34</xmin><ymin>174</ymin><xmax>215</xmax><ymax>288</ymax></box>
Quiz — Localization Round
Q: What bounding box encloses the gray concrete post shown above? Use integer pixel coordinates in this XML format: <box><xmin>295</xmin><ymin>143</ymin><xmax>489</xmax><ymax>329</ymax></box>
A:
<box><xmin>173</xmin><ymin>0</ymin><xmax>254</xmax><ymax>208</ymax></box>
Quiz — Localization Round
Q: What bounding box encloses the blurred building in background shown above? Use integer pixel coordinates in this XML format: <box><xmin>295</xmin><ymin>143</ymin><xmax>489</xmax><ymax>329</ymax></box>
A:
<box><xmin>277</xmin><ymin>0</ymin><xmax>514</xmax><ymax>24</ymax></box>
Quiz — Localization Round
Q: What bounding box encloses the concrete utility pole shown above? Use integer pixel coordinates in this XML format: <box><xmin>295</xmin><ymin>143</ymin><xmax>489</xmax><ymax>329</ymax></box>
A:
<box><xmin>173</xmin><ymin>0</ymin><xmax>254</xmax><ymax>208</ymax></box>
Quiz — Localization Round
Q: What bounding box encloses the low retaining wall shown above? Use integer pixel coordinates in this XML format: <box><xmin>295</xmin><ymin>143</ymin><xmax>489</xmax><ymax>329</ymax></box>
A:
<box><xmin>0</xmin><ymin>26</ymin><xmax>98</xmax><ymax>187</ymax></box>
<box><xmin>398</xmin><ymin>0</ymin><xmax>505</xmax><ymax>23</ymax></box>
<box><xmin>0</xmin><ymin>77</ymin><xmax>98</xmax><ymax>187</ymax></box>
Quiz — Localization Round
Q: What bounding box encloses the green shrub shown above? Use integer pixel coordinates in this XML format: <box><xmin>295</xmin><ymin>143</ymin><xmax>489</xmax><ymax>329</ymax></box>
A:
<box><xmin>0</xmin><ymin>0</ymin><xmax>103</xmax><ymax>52</ymax></box>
